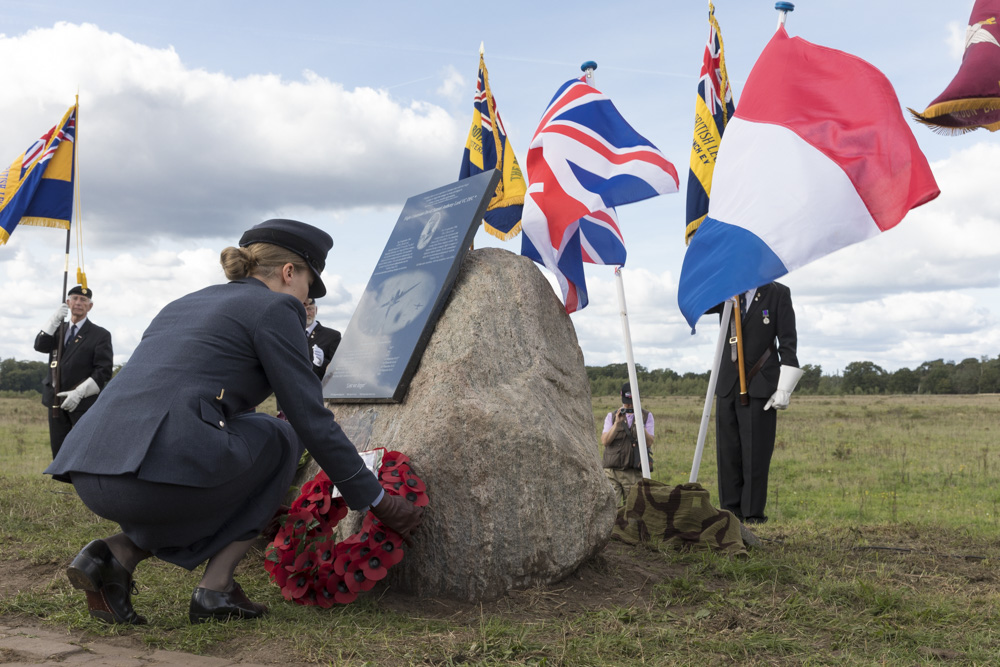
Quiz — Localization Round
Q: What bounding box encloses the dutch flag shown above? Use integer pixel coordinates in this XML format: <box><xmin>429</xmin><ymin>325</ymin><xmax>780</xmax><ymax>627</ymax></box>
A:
<box><xmin>678</xmin><ymin>27</ymin><xmax>940</xmax><ymax>331</ymax></box>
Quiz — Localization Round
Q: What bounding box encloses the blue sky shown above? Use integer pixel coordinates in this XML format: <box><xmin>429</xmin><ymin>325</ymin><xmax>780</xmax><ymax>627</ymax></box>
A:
<box><xmin>0</xmin><ymin>0</ymin><xmax>997</xmax><ymax>376</ymax></box>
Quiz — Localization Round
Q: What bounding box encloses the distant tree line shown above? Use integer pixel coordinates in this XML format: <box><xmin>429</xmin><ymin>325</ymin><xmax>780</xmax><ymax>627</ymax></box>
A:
<box><xmin>0</xmin><ymin>358</ymin><xmax>124</xmax><ymax>395</ymax></box>
<box><xmin>588</xmin><ymin>356</ymin><xmax>1000</xmax><ymax>397</ymax></box>
<box><xmin>3</xmin><ymin>356</ymin><xmax>999</xmax><ymax>397</ymax></box>
<box><xmin>0</xmin><ymin>358</ymin><xmax>48</xmax><ymax>393</ymax></box>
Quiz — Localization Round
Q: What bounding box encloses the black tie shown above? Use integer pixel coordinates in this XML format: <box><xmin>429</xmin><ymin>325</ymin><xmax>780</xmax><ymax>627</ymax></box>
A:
<box><xmin>65</xmin><ymin>323</ymin><xmax>77</xmax><ymax>345</ymax></box>
<box><xmin>740</xmin><ymin>293</ymin><xmax>748</xmax><ymax>314</ymax></box>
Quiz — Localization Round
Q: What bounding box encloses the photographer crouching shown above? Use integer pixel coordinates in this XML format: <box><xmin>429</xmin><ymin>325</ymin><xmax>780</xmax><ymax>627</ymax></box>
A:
<box><xmin>600</xmin><ymin>382</ymin><xmax>654</xmax><ymax>506</ymax></box>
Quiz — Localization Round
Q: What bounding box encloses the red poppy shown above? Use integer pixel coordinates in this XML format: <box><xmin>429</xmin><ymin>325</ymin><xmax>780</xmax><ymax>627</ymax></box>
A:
<box><xmin>376</xmin><ymin>535</ymin><xmax>405</xmax><ymax>566</ymax></box>
<box><xmin>286</xmin><ymin>571</ymin><xmax>312</xmax><ymax>599</ymax></box>
<box><xmin>287</xmin><ymin>550</ymin><xmax>318</xmax><ymax>575</ymax></box>
<box><xmin>290</xmin><ymin>495</ymin><xmax>313</xmax><ymax>513</ymax></box>
<box><xmin>327</xmin><ymin>575</ymin><xmax>357</xmax><ymax>604</ymax></box>
<box><xmin>401</xmin><ymin>470</ymin><xmax>427</xmax><ymax>492</ymax></box>
<box><xmin>311</xmin><ymin>493</ymin><xmax>332</xmax><ymax>514</ymax></box>
<box><xmin>382</xmin><ymin>451</ymin><xmax>410</xmax><ymax>467</ymax></box>
<box><xmin>332</xmin><ymin>550</ymin><xmax>352</xmax><ymax>577</ymax></box>
<box><xmin>359</xmin><ymin>553</ymin><xmax>388</xmax><ymax>581</ymax></box>
<box><xmin>315</xmin><ymin>543</ymin><xmax>335</xmax><ymax>568</ymax></box>
<box><xmin>344</xmin><ymin>561</ymin><xmax>376</xmax><ymax>593</ymax></box>
<box><xmin>328</xmin><ymin>499</ymin><xmax>349</xmax><ymax>523</ymax></box>
<box><xmin>314</xmin><ymin>583</ymin><xmax>337</xmax><ymax>608</ymax></box>
<box><xmin>285</xmin><ymin>508</ymin><xmax>317</xmax><ymax>536</ymax></box>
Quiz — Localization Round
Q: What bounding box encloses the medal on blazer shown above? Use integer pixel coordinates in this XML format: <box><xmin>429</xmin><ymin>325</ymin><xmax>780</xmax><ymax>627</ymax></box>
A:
<box><xmin>762</xmin><ymin>309</ymin><xmax>770</xmax><ymax>325</ymax></box>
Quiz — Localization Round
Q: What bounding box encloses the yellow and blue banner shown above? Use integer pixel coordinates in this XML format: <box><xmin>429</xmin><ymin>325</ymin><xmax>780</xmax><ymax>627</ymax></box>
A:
<box><xmin>0</xmin><ymin>103</ymin><xmax>77</xmax><ymax>246</ymax></box>
<box><xmin>685</xmin><ymin>3</ymin><xmax>734</xmax><ymax>245</ymax></box>
<box><xmin>459</xmin><ymin>53</ymin><xmax>525</xmax><ymax>240</ymax></box>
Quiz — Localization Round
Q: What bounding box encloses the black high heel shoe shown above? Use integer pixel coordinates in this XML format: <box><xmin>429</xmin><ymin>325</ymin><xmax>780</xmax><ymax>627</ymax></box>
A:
<box><xmin>66</xmin><ymin>540</ymin><xmax>147</xmax><ymax>625</ymax></box>
<box><xmin>189</xmin><ymin>582</ymin><xmax>268</xmax><ymax>624</ymax></box>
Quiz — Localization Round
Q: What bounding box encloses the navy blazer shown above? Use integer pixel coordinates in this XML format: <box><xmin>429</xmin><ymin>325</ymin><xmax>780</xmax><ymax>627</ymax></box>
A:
<box><xmin>46</xmin><ymin>278</ymin><xmax>382</xmax><ymax>508</ymax></box>
<box><xmin>34</xmin><ymin>319</ymin><xmax>113</xmax><ymax>411</ymax></box>
<box><xmin>715</xmin><ymin>282</ymin><xmax>798</xmax><ymax>399</ymax></box>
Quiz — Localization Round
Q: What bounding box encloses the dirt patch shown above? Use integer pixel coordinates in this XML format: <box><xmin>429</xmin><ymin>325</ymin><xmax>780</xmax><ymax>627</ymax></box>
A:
<box><xmin>379</xmin><ymin>540</ymin><xmax>685</xmax><ymax>623</ymax></box>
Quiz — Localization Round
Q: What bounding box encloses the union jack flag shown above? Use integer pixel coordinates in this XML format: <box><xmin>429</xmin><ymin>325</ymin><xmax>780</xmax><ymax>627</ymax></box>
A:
<box><xmin>520</xmin><ymin>77</ymin><xmax>678</xmax><ymax>313</ymax></box>
<box><xmin>0</xmin><ymin>103</ymin><xmax>77</xmax><ymax>246</ymax></box>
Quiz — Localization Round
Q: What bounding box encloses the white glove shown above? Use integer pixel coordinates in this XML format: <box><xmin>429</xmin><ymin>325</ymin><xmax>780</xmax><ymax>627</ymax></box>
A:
<box><xmin>42</xmin><ymin>304</ymin><xmax>70</xmax><ymax>335</ymax></box>
<box><xmin>311</xmin><ymin>345</ymin><xmax>324</xmax><ymax>367</ymax></box>
<box><xmin>56</xmin><ymin>377</ymin><xmax>100</xmax><ymax>412</ymax></box>
<box><xmin>764</xmin><ymin>365</ymin><xmax>804</xmax><ymax>410</ymax></box>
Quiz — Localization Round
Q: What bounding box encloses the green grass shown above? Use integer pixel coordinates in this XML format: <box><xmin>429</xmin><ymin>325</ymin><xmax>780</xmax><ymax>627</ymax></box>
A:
<box><xmin>595</xmin><ymin>394</ymin><xmax>1000</xmax><ymax>539</ymax></box>
<box><xmin>1</xmin><ymin>395</ymin><xmax>998</xmax><ymax>665</ymax></box>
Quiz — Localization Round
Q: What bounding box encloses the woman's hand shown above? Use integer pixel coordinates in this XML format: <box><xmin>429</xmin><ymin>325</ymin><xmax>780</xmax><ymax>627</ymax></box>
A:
<box><xmin>371</xmin><ymin>494</ymin><xmax>423</xmax><ymax>545</ymax></box>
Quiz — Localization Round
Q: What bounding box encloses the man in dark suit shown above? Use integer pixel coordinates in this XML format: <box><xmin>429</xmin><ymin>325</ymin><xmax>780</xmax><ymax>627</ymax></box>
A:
<box><xmin>304</xmin><ymin>297</ymin><xmax>341</xmax><ymax>381</ymax></box>
<box><xmin>714</xmin><ymin>281</ymin><xmax>802</xmax><ymax>524</ymax></box>
<box><xmin>34</xmin><ymin>285</ymin><xmax>113</xmax><ymax>478</ymax></box>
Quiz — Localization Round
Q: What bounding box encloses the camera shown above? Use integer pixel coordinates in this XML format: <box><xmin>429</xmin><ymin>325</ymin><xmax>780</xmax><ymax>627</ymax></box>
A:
<box><xmin>618</xmin><ymin>407</ymin><xmax>634</xmax><ymax>417</ymax></box>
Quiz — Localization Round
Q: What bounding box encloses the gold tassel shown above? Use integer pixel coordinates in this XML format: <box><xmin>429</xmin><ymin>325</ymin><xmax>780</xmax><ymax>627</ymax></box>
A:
<box><xmin>483</xmin><ymin>220</ymin><xmax>522</xmax><ymax>241</ymax></box>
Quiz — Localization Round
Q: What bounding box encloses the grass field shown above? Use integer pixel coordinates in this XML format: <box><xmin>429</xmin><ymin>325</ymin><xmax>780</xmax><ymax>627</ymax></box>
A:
<box><xmin>1</xmin><ymin>394</ymin><xmax>998</xmax><ymax>665</ymax></box>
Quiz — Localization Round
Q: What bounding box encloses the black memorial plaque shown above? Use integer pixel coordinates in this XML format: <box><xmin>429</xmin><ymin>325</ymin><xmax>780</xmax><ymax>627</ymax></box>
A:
<box><xmin>323</xmin><ymin>169</ymin><xmax>501</xmax><ymax>402</ymax></box>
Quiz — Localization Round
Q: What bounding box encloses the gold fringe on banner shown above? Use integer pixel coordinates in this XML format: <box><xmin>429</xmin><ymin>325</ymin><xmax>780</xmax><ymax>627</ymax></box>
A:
<box><xmin>908</xmin><ymin>97</ymin><xmax>1000</xmax><ymax>135</ymax></box>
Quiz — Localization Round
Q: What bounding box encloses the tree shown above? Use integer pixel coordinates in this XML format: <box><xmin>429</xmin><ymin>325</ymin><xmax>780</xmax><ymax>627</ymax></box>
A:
<box><xmin>980</xmin><ymin>356</ymin><xmax>1000</xmax><ymax>394</ymax></box>
<box><xmin>842</xmin><ymin>361</ymin><xmax>887</xmax><ymax>394</ymax></box>
<box><xmin>952</xmin><ymin>358</ymin><xmax>981</xmax><ymax>394</ymax></box>
<box><xmin>886</xmin><ymin>367</ymin><xmax>919</xmax><ymax>394</ymax></box>
<box><xmin>798</xmin><ymin>364</ymin><xmax>822</xmax><ymax>393</ymax></box>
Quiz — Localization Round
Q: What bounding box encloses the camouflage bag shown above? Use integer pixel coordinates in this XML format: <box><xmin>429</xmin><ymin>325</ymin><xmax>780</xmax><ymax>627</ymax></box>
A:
<box><xmin>612</xmin><ymin>479</ymin><xmax>747</xmax><ymax>556</ymax></box>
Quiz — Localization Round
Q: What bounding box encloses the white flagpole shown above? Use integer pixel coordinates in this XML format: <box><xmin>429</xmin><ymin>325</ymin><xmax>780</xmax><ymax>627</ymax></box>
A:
<box><xmin>614</xmin><ymin>267</ymin><xmax>651</xmax><ymax>477</ymax></box>
<box><xmin>581</xmin><ymin>59</ymin><xmax>650</xmax><ymax>479</ymax></box>
<box><xmin>689</xmin><ymin>299</ymin><xmax>733</xmax><ymax>483</ymax></box>
<box><xmin>775</xmin><ymin>1</ymin><xmax>794</xmax><ymax>29</ymax></box>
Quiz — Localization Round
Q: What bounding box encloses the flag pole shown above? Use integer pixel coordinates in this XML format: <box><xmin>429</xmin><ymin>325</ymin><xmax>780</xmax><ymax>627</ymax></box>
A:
<box><xmin>580</xmin><ymin>59</ymin><xmax>651</xmax><ymax>479</ymax></box>
<box><xmin>689</xmin><ymin>299</ymin><xmax>732</xmax><ymax>482</ymax></box>
<box><xmin>775</xmin><ymin>1</ymin><xmax>794</xmax><ymax>29</ymax></box>
<box><xmin>51</xmin><ymin>97</ymin><xmax>80</xmax><ymax>418</ymax></box>
<box><xmin>614</xmin><ymin>266</ymin><xmax>650</xmax><ymax>478</ymax></box>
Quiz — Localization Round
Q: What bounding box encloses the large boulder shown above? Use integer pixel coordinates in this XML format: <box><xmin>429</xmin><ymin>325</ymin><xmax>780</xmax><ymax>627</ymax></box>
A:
<box><xmin>299</xmin><ymin>247</ymin><xmax>616</xmax><ymax>601</ymax></box>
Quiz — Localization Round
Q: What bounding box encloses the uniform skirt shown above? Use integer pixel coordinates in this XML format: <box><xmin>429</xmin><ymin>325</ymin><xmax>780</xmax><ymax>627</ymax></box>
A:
<box><xmin>72</xmin><ymin>413</ymin><xmax>303</xmax><ymax>570</ymax></box>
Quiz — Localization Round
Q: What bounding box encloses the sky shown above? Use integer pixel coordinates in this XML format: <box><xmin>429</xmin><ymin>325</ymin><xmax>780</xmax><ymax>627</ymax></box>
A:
<box><xmin>0</xmin><ymin>0</ymin><xmax>997</xmax><ymax>376</ymax></box>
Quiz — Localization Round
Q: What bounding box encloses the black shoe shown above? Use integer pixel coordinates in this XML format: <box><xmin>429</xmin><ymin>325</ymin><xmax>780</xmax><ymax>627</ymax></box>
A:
<box><xmin>189</xmin><ymin>582</ymin><xmax>268</xmax><ymax>624</ymax></box>
<box><xmin>66</xmin><ymin>540</ymin><xmax>147</xmax><ymax>625</ymax></box>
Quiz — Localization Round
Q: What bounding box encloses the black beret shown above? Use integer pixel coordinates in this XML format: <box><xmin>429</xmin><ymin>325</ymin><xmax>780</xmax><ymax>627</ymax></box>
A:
<box><xmin>67</xmin><ymin>285</ymin><xmax>92</xmax><ymax>299</ymax></box>
<box><xmin>239</xmin><ymin>219</ymin><xmax>332</xmax><ymax>299</ymax></box>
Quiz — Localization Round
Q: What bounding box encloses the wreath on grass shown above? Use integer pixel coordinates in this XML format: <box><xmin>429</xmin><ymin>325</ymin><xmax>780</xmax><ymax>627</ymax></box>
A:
<box><xmin>264</xmin><ymin>449</ymin><xmax>428</xmax><ymax>606</ymax></box>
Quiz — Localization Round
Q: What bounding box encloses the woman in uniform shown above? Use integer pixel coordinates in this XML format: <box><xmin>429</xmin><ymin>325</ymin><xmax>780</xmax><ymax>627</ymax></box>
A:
<box><xmin>47</xmin><ymin>219</ymin><xmax>422</xmax><ymax>624</ymax></box>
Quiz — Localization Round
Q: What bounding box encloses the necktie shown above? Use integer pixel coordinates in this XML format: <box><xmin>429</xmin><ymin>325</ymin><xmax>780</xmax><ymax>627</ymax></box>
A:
<box><xmin>740</xmin><ymin>293</ymin><xmax>747</xmax><ymax>314</ymax></box>
<box><xmin>65</xmin><ymin>324</ymin><xmax>77</xmax><ymax>345</ymax></box>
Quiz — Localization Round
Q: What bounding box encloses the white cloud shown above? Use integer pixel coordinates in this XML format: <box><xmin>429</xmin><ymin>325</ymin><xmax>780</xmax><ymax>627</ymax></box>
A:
<box><xmin>0</xmin><ymin>23</ymin><xmax>463</xmax><ymax>245</ymax></box>
<box><xmin>436</xmin><ymin>65</ymin><xmax>466</xmax><ymax>103</ymax></box>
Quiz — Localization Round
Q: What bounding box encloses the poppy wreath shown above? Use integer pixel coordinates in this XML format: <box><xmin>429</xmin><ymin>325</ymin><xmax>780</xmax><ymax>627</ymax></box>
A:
<box><xmin>263</xmin><ymin>449</ymin><xmax>428</xmax><ymax>606</ymax></box>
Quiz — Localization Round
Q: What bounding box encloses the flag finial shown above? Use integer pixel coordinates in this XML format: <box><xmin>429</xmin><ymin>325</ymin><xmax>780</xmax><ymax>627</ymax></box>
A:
<box><xmin>775</xmin><ymin>2</ymin><xmax>794</xmax><ymax>28</ymax></box>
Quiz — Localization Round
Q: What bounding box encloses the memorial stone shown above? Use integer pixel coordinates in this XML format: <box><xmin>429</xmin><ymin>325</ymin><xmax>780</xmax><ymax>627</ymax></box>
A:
<box><xmin>300</xmin><ymin>248</ymin><xmax>617</xmax><ymax>601</ymax></box>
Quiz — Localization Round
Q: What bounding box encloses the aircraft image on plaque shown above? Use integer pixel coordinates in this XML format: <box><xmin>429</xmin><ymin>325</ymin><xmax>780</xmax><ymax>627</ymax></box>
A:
<box><xmin>416</xmin><ymin>212</ymin><xmax>442</xmax><ymax>250</ymax></box>
<box><xmin>357</xmin><ymin>270</ymin><xmax>436</xmax><ymax>336</ymax></box>
<box><xmin>323</xmin><ymin>169</ymin><xmax>501</xmax><ymax>403</ymax></box>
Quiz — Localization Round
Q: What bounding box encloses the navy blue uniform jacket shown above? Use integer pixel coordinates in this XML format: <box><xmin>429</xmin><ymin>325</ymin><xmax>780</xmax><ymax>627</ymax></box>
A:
<box><xmin>34</xmin><ymin>319</ymin><xmax>113</xmax><ymax>411</ymax></box>
<box><xmin>715</xmin><ymin>282</ymin><xmax>798</xmax><ymax>399</ymax></box>
<box><xmin>46</xmin><ymin>278</ymin><xmax>382</xmax><ymax>509</ymax></box>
